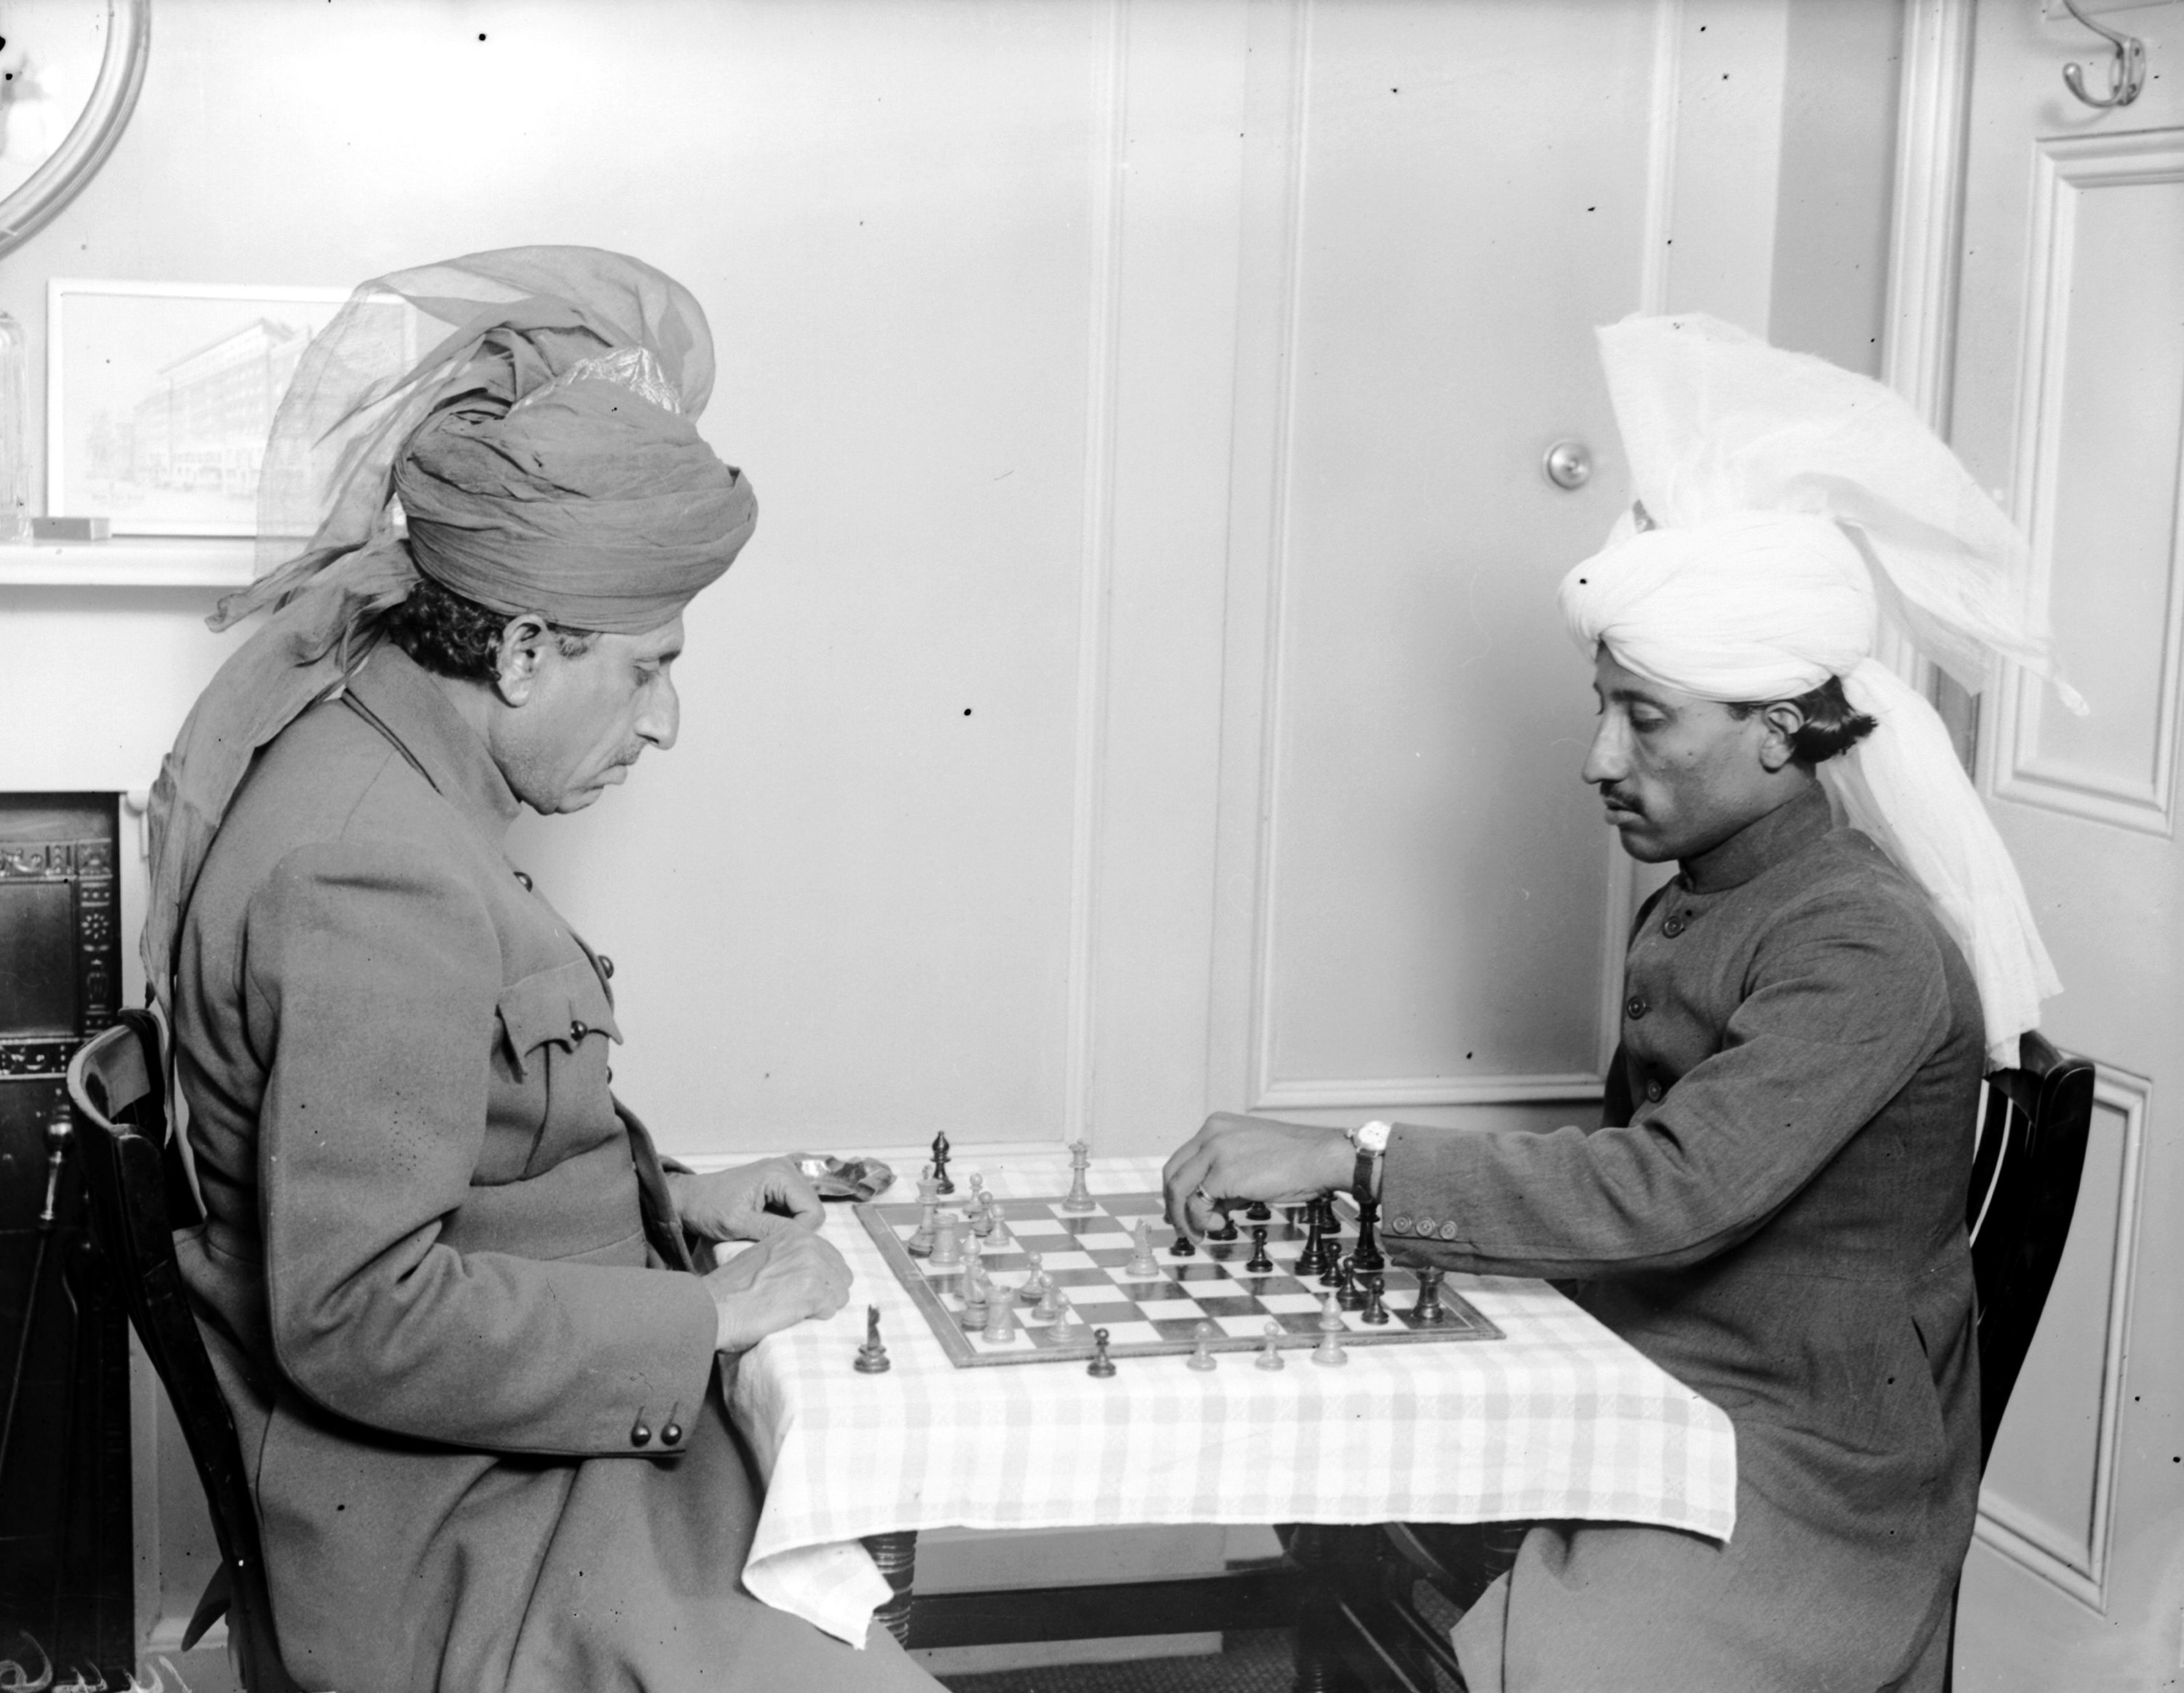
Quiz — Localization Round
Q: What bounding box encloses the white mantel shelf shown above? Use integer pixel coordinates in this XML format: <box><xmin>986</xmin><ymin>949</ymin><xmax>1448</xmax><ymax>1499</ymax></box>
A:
<box><xmin>0</xmin><ymin>540</ymin><xmax>259</xmax><ymax>588</ymax></box>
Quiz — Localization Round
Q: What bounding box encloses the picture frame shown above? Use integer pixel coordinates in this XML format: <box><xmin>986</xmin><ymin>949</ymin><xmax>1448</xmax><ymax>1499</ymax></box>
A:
<box><xmin>46</xmin><ymin>278</ymin><xmax>357</xmax><ymax>537</ymax></box>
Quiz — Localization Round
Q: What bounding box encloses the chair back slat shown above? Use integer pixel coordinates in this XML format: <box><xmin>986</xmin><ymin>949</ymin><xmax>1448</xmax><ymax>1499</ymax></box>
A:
<box><xmin>1964</xmin><ymin>1031</ymin><xmax>2097</xmax><ymax>1470</ymax></box>
<box><xmin>68</xmin><ymin>1012</ymin><xmax>306</xmax><ymax>1693</ymax></box>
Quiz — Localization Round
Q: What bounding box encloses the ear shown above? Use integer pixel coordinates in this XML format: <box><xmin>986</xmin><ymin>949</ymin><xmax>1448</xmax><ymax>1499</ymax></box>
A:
<box><xmin>1756</xmin><ymin>699</ymin><xmax>1806</xmax><ymax>773</ymax></box>
<box><xmin>492</xmin><ymin>614</ymin><xmax>554</xmax><ymax>707</ymax></box>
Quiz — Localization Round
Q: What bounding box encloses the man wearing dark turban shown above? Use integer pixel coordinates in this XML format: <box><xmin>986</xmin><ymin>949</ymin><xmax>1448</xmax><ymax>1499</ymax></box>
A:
<box><xmin>145</xmin><ymin>250</ymin><xmax>940</xmax><ymax>1692</ymax></box>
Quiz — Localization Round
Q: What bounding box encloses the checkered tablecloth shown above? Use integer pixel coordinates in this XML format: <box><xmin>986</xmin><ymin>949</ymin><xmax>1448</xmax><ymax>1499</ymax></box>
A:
<box><xmin>728</xmin><ymin>1155</ymin><xmax>1737</xmax><ymax>1646</ymax></box>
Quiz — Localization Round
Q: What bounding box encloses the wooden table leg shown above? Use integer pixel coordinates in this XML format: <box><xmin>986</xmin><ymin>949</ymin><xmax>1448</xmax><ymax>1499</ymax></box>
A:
<box><xmin>860</xmin><ymin>1529</ymin><xmax>919</xmax><ymax>1645</ymax></box>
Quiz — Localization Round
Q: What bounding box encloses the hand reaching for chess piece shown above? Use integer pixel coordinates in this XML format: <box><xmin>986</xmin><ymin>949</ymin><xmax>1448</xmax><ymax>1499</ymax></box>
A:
<box><xmin>1160</xmin><ymin>1112</ymin><xmax>1355</xmax><ymax>1242</ymax></box>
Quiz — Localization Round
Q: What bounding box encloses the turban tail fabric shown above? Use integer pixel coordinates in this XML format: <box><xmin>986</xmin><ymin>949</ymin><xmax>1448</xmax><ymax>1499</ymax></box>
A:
<box><xmin>141</xmin><ymin>247</ymin><xmax>759</xmax><ymax>1004</ymax></box>
<box><xmin>1560</xmin><ymin>314</ymin><xmax>2076</xmax><ymax>1068</ymax></box>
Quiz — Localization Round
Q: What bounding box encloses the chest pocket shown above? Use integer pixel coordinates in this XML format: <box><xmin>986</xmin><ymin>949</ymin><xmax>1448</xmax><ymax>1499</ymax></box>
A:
<box><xmin>496</xmin><ymin>958</ymin><xmax>621</xmax><ymax>1081</ymax></box>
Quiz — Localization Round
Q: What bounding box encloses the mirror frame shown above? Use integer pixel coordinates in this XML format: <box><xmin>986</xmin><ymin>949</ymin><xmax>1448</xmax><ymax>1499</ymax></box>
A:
<box><xmin>0</xmin><ymin>0</ymin><xmax>150</xmax><ymax>258</ymax></box>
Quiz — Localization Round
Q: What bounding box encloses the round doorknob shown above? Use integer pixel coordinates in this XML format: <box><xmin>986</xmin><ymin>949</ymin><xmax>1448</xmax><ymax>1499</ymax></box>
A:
<box><xmin>1542</xmin><ymin>440</ymin><xmax>1593</xmax><ymax>491</ymax></box>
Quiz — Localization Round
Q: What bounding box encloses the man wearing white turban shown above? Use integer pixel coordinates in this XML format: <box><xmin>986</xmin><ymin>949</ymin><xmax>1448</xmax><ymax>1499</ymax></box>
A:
<box><xmin>1163</xmin><ymin>316</ymin><xmax>2068</xmax><ymax>1692</ymax></box>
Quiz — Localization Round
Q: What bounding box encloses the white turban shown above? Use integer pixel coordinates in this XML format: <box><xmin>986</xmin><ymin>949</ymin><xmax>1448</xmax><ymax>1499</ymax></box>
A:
<box><xmin>1560</xmin><ymin>314</ymin><xmax>2076</xmax><ymax>1068</ymax></box>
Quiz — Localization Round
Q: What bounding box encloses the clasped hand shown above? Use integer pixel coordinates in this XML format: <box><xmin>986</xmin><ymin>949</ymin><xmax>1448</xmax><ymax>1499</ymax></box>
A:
<box><xmin>670</xmin><ymin>1160</ymin><xmax>854</xmax><ymax>1352</ymax></box>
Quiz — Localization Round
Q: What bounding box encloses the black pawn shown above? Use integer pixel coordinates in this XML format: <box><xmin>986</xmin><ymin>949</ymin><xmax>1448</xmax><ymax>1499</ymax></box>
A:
<box><xmin>930</xmin><ymin>1130</ymin><xmax>954</xmax><ymax>1195</ymax></box>
<box><xmin>1246</xmin><ymin>1224</ymin><xmax>1274</xmax><ymax>1275</ymax></box>
<box><xmin>1335</xmin><ymin>1253</ymin><xmax>1367</xmax><ymax>1311</ymax></box>
<box><xmin>1318</xmin><ymin>1207</ymin><xmax>1350</xmax><ymax>1288</ymax></box>
<box><xmin>1087</xmin><ymin>1326</ymin><xmax>1117</xmax><ymax>1378</ymax></box>
<box><xmin>1361</xmin><ymin>1275</ymin><xmax>1390</xmax><ymax>1326</ymax></box>
<box><xmin>1244</xmin><ymin>1200</ymin><xmax>1273</xmax><ymax>1222</ymax></box>
<box><xmin>1170</xmin><ymin>1229</ymin><xmax>1198</xmax><ymax>1258</ymax></box>
<box><xmin>1210</xmin><ymin>1208</ymin><xmax>1240</xmax><ymax>1242</ymax></box>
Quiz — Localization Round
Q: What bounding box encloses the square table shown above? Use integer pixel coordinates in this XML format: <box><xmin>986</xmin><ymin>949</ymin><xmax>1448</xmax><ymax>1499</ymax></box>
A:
<box><xmin>728</xmin><ymin>1154</ymin><xmax>1736</xmax><ymax>1657</ymax></box>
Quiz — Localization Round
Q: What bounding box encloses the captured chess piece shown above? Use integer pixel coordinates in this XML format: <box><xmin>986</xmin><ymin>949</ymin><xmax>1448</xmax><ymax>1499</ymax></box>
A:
<box><xmin>930</xmin><ymin>1130</ymin><xmax>955</xmax><ymax>1195</ymax></box>
<box><xmin>1087</xmin><ymin>1327</ymin><xmax>1117</xmax><ymax>1378</ymax></box>
<box><xmin>1412</xmin><ymin>1266</ymin><xmax>1447</xmax><ymax>1326</ymax></box>
<box><xmin>1187</xmin><ymin>1320</ymin><xmax>1219</xmax><ymax>1371</ymax></box>
<box><xmin>1254</xmin><ymin>1319</ymin><xmax>1286</xmax><ymax>1371</ymax></box>
<box><xmin>1245</xmin><ymin>1224</ymin><xmax>1275</xmax><ymax>1275</ymax></box>
<box><xmin>853</xmin><ymin>1306</ymin><xmax>891</xmax><ymax>1374</ymax></box>
<box><xmin>1061</xmin><ymin>1138</ymin><xmax>1095</xmax><ymax>1213</ymax></box>
<box><xmin>1125</xmin><ymin>1219</ymin><xmax>1162</xmax><ymax>1280</ymax></box>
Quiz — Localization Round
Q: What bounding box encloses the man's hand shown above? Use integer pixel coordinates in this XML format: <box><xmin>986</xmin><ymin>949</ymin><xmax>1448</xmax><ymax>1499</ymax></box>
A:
<box><xmin>702</xmin><ymin>1226</ymin><xmax>854</xmax><ymax>1353</ymax></box>
<box><xmin>1161</xmin><ymin>1112</ymin><xmax>1356</xmax><ymax>1241</ymax></box>
<box><xmin>667</xmin><ymin>1158</ymin><xmax>824</xmax><ymax>1244</ymax></box>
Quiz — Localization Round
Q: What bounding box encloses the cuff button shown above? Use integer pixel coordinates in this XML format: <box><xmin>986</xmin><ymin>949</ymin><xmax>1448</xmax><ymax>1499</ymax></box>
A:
<box><xmin>1439</xmin><ymin>1222</ymin><xmax>1458</xmax><ymax>1241</ymax></box>
<box><xmin>630</xmin><ymin>1420</ymin><xmax>653</xmax><ymax>1448</ymax></box>
<box><xmin>662</xmin><ymin>1422</ymin><xmax>684</xmax><ymax>1445</ymax></box>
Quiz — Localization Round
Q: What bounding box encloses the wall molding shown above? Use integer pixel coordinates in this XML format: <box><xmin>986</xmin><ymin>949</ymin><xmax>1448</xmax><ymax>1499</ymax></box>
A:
<box><xmin>1973</xmin><ymin>1060</ymin><xmax>2151</xmax><ymax>1612</ymax></box>
<box><xmin>1254</xmin><ymin>1073</ymin><xmax>1606</xmax><ymax>1113</ymax></box>
<box><xmin>1060</xmin><ymin>0</ymin><xmax>1131</xmax><ymax>1144</ymax></box>
<box><xmin>1985</xmin><ymin>130</ymin><xmax>2184</xmax><ymax>837</ymax></box>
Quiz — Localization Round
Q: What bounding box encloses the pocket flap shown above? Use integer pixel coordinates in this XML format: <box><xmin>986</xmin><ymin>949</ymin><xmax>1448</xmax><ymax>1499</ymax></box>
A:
<box><xmin>497</xmin><ymin>958</ymin><xmax>622</xmax><ymax>1077</ymax></box>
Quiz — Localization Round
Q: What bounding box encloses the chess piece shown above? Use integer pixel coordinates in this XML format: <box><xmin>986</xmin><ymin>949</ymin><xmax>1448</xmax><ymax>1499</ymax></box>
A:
<box><xmin>1244</xmin><ymin>1224</ymin><xmax>1275</xmax><ymax>1275</ymax></box>
<box><xmin>1317</xmin><ymin>1291</ymin><xmax>1346</xmax><ymax>1333</ymax></box>
<box><xmin>1169</xmin><ymin>1226</ymin><xmax>1198</xmax><ymax>1258</ymax></box>
<box><xmin>1061</xmin><ymin>1139</ymin><xmax>1095</xmax><ymax>1213</ymax></box>
<box><xmin>968</xmin><ymin>1178</ymin><xmax>997</xmax><ymax>1237</ymax></box>
<box><xmin>1254</xmin><ymin>1319</ymin><xmax>1285</xmax><ymax>1371</ymax></box>
<box><xmin>1209</xmin><ymin>1208</ymin><xmax>1240</xmax><ymax>1243</ymax></box>
<box><xmin>1352</xmin><ymin>1189</ymin><xmax>1387</xmax><ymax>1278</ymax></box>
<box><xmin>1412</xmin><ymin>1267</ymin><xmax>1447</xmax><ymax>1326</ymax></box>
<box><xmin>960</xmin><ymin>1266</ymin><xmax>990</xmax><ymax>1331</ymax></box>
<box><xmin>1035</xmin><ymin>1279</ymin><xmax>1064</xmax><ymax>1323</ymax></box>
<box><xmin>986</xmin><ymin>1285</ymin><xmax>1018</xmax><ymax>1343</ymax></box>
<box><xmin>1317</xmin><ymin>1214</ymin><xmax>1348</xmax><ymax>1288</ymax></box>
<box><xmin>1336</xmin><ymin>1253</ymin><xmax>1367</xmax><ymax>1312</ymax></box>
<box><xmin>906</xmin><ymin>1195</ymin><xmax>938</xmax><ymax>1258</ymax></box>
<box><xmin>1361</xmin><ymin>1274</ymin><xmax>1390</xmax><ymax>1326</ymax></box>
<box><xmin>930</xmin><ymin>1131</ymin><xmax>955</xmax><ymax>1195</ymax></box>
<box><xmin>1125</xmin><ymin>1219</ymin><xmax>1162</xmax><ymax>1280</ymax></box>
<box><xmin>1087</xmin><ymin>1327</ymin><xmax>1117</xmax><ymax>1378</ymax></box>
<box><xmin>1311</xmin><ymin>1327</ymin><xmax>1348</xmax><ymax>1368</ymax></box>
<box><xmin>1245</xmin><ymin>1200</ymin><xmax>1273</xmax><ymax>1223</ymax></box>
<box><xmin>930</xmin><ymin>1213</ymin><xmax>963</xmax><ymax>1269</ymax></box>
<box><xmin>853</xmin><ymin>1306</ymin><xmax>891</xmax><ymax>1374</ymax></box>
<box><xmin>1016</xmin><ymin>1251</ymin><xmax>1048</xmax><ymax>1304</ymax></box>
<box><xmin>1294</xmin><ymin>1199</ymin><xmax>1332</xmax><ymax>1279</ymax></box>
<box><xmin>1186</xmin><ymin>1320</ymin><xmax>1219</xmax><ymax>1371</ymax></box>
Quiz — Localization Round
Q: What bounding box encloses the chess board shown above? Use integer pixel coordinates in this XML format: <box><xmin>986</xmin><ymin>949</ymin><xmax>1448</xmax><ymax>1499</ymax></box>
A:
<box><xmin>856</xmin><ymin>1191</ymin><xmax>1502</xmax><ymax>1368</ymax></box>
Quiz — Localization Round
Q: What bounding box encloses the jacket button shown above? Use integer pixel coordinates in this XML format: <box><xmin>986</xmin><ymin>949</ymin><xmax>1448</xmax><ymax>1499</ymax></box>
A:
<box><xmin>1438</xmin><ymin>1222</ymin><xmax>1458</xmax><ymax>1241</ymax></box>
<box><xmin>571</xmin><ymin>1020</ymin><xmax>590</xmax><ymax>1041</ymax></box>
<box><xmin>662</xmin><ymin>1421</ymin><xmax>684</xmax><ymax>1445</ymax></box>
<box><xmin>1662</xmin><ymin>914</ymin><xmax>1686</xmax><ymax>938</ymax></box>
<box><xmin>513</xmin><ymin>869</ymin><xmax>534</xmax><ymax>891</ymax></box>
<box><xmin>1645</xmin><ymin>1078</ymin><xmax>1663</xmax><ymax>1102</ymax></box>
<box><xmin>630</xmin><ymin>1419</ymin><xmax>653</xmax><ymax>1448</ymax></box>
<box><xmin>1626</xmin><ymin>995</ymin><xmax>1650</xmax><ymax>1020</ymax></box>
<box><xmin>598</xmin><ymin>954</ymin><xmax>615</xmax><ymax>979</ymax></box>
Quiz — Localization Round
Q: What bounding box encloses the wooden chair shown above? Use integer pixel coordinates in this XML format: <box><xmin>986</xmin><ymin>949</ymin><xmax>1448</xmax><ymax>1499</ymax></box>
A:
<box><xmin>1329</xmin><ymin>1032</ymin><xmax>2097</xmax><ymax>1693</ymax></box>
<box><xmin>68</xmin><ymin>1010</ymin><xmax>307</xmax><ymax>1693</ymax></box>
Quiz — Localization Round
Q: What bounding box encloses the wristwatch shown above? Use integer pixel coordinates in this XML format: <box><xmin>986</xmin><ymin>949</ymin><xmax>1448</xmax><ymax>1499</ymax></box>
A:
<box><xmin>1348</xmin><ymin>1119</ymin><xmax>1391</xmax><ymax>1203</ymax></box>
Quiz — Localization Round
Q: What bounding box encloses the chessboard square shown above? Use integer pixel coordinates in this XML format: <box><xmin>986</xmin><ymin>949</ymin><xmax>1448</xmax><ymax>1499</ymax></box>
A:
<box><xmin>1144</xmin><ymin>1297</ymin><xmax>1203</xmax><ymax>1322</ymax></box>
<box><xmin>1211</xmin><ymin>1313</ymin><xmax>1274</xmax><ymax>1339</ymax></box>
<box><xmin>1009</xmin><ymin>1217</ymin><xmax>1069</xmax><ymax>1237</ymax></box>
<box><xmin>1056</xmin><ymin>1216</ymin><xmax>1108</xmax><ymax>1237</ymax></box>
<box><xmin>1102</xmin><ymin>1194</ymin><xmax>1166</xmax><ymax>1218</ymax></box>
<box><xmin>978</xmin><ymin>1250</ymin><xmax>1030</xmax><ymax>1272</ymax></box>
<box><xmin>970</xmin><ymin>1328</ymin><xmax>1035</xmax><ymax>1352</ymax></box>
<box><xmin>1040</xmin><ymin>1250</ymin><xmax>1096</xmax><ymax>1272</ymax></box>
<box><xmin>1150</xmin><ymin>1317</ymin><xmax>1211</xmax><ymax>1342</ymax></box>
<box><xmin>1270</xmin><ymin>1312</ymin><xmax>1321</xmax><ymax>1336</ymax></box>
<box><xmin>1255</xmin><ymin>1292</ymin><xmax>1325</xmax><ymax>1315</ymax></box>
<box><xmin>1190</xmin><ymin>1295</ymin><xmax>1261</xmax><ymax>1317</ymax></box>
<box><xmin>1170</xmin><ymin>1264</ymin><xmax>1231</xmax><ymax>1285</ymax></box>
<box><xmin>1066</xmin><ymin>1299</ymin><xmax>1139</xmax><ymax>1326</ymax></box>
<box><xmin>997</xmin><ymin>1199</ymin><xmax>1061</xmax><ymax>1220</ymax></box>
<box><xmin>1085</xmin><ymin>1249</ymin><xmax>1139</xmax><ymax>1270</ymax></box>
<box><xmin>1073</xmin><ymin>1226</ymin><xmax>1133</xmax><ymax>1246</ymax></box>
<box><xmin>1048</xmin><ymin>1266</ymin><xmax>1113</xmax><ymax>1287</ymax></box>
<box><xmin>1131</xmin><ymin>1280</ymin><xmax>1198</xmax><ymax>1304</ymax></box>
<box><xmin>1093</xmin><ymin>1322</ymin><xmax>1163</xmax><ymax>1348</ymax></box>
<box><xmin>1232</xmin><ymin>1274</ymin><xmax>1306</xmax><ymax>1297</ymax></box>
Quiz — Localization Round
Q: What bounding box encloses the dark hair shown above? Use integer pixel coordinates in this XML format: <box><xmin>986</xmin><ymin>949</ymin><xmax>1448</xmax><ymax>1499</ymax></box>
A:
<box><xmin>378</xmin><ymin>573</ymin><xmax>599</xmax><ymax>682</ymax></box>
<box><xmin>1727</xmin><ymin>674</ymin><xmax>1877</xmax><ymax>766</ymax></box>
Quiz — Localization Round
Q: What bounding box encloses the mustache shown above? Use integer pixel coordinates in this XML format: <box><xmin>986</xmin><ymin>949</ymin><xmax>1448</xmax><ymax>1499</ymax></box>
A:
<box><xmin>1595</xmin><ymin>782</ymin><xmax>1641</xmax><ymax>812</ymax></box>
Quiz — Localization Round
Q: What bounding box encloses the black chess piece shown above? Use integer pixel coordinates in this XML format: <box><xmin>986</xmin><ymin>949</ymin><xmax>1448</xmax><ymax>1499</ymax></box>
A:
<box><xmin>1246</xmin><ymin>1224</ymin><xmax>1274</xmax><ymax>1275</ymax></box>
<box><xmin>1335</xmin><ymin>1253</ymin><xmax>1367</xmax><ymax>1311</ymax></box>
<box><xmin>1294</xmin><ymin>1198</ymin><xmax>1331</xmax><ymax>1279</ymax></box>
<box><xmin>1412</xmin><ymin>1266</ymin><xmax>1447</xmax><ymax>1326</ymax></box>
<box><xmin>1169</xmin><ymin>1228</ymin><xmax>1198</xmax><ymax>1258</ymax></box>
<box><xmin>1210</xmin><ymin>1208</ymin><xmax>1240</xmax><ymax>1243</ymax></box>
<box><xmin>1361</xmin><ymin>1274</ymin><xmax>1390</xmax><ymax>1325</ymax></box>
<box><xmin>930</xmin><ymin>1130</ymin><xmax>955</xmax><ymax>1195</ymax></box>
<box><xmin>1318</xmin><ymin>1217</ymin><xmax>1349</xmax><ymax>1288</ymax></box>
<box><xmin>853</xmin><ymin>1305</ymin><xmax>892</xmax><ymax>1373</ymax></box>
<box><xmin>1351</xmin><ymin>1190</ymin><xmax>1387</xmax><ymax>1277</ymax></box>
<box><xmin>1087</xmin><ymin>1326</ymin><xmax>1117</xmax><ymax>1378</ymax></box>
<box><xmin>1244</xmin><ymin>1200</ymin><xmax>1273</xmax><ymax>1222</ymax></box>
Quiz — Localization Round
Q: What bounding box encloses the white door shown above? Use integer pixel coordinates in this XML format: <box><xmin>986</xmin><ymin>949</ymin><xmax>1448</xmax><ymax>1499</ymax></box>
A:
<box><xmin>1936</xmin><ymin>1</ymin><xmax>2184</xmax><ymax>1684</ymax></box>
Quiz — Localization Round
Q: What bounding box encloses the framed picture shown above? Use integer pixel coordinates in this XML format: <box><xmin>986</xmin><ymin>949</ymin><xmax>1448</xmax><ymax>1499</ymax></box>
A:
<box><xmin>46</xmin><ymin>279</ymin><xmax>358</xmax><ymax>537</ymax></box>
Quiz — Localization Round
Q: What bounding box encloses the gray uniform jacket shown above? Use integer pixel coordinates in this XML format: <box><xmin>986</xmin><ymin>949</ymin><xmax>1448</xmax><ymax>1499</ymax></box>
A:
<box><xmin>1386</xmin><ymin>784</ymin><xmax>1984</xmax><ymax>1693</ymax></box>
<box><xmin>172</xmin><ymin>644</ymin><xmax>932</xmax><ymax>1693</ymax></box>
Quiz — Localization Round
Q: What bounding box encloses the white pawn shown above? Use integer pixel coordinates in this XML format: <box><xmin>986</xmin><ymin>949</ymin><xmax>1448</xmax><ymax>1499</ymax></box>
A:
<box><xmin>1317</xmin><ymin>1291</ymin><xmax>1346</xmax><ymax>1333</ymax></box>
<box><xmin>1186</xmin><ymin>1320</ymin><xmax>1219</xmax><ymax>1372</ymax></box>
<box><xmin>1312</xmin><ymin>1325</ymin><xmax>1348</xmax><ymax>1367</ymax></box>
<box><xmin>1254</xmin><ymin>1319</ymin><xmax>1285</xmax><ymax>1371</ymax></box>
<box><xmin>1017</xmin><ymin>1250</ymin><xmax>1049</xmax><ymax>1304</ymax></box>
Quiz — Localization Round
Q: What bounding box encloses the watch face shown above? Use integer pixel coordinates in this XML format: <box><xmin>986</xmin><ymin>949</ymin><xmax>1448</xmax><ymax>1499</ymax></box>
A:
<box><xmin>1356</xmin><ymin>1120</ymin><xmax>1391</xmax><ymax>1154</ymax></box>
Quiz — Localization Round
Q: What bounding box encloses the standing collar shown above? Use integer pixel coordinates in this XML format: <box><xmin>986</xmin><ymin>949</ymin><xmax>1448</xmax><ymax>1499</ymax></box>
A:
<box><xmin>342</xmin><ymin>644</ymin><xmax>523</xmax><ymax>838</ymax></box>
<box><xmin>1679</xmin><ymin>780</ymin><xmax>1834</xmax><ymax>895</ymax></box>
